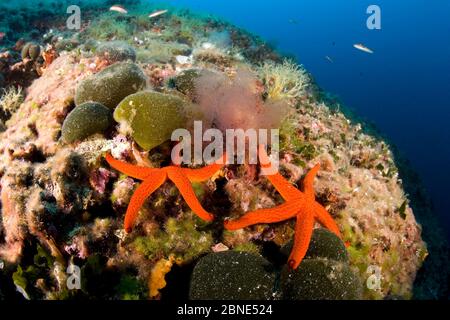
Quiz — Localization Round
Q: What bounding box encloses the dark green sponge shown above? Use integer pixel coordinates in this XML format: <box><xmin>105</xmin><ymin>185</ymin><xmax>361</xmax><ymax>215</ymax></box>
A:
<box><xmin>75</xmin><ymin>62</ymin><xmax>147</xmax><ymax>110</ymax></box>
<box><xmin>96</xmin><ymin>41</ymin><xmax>137</xmax><ymax>63</ymax></box>
<box><xmin>190</xmin><ymin>251</ymin><xmax>276</xmax><ymax>300</ymax></box>
<box><xmin>61</xmin><ymin>102</ymin><xmax>113</xmax><ymax>143</ymax></box>
<box><xmin>281</xmin><ymin>228</ymin><xmax>349</xmax><ymax>263</ymax></box>
<box><xmin>21</xmin><ymin>42</ymin><xmax>41</xmax><ymax>61</ymax></box>
<box><xmin>281</xmin><ymin>258</ymin><xmax>363</xmax><ymax>300</ymax></box>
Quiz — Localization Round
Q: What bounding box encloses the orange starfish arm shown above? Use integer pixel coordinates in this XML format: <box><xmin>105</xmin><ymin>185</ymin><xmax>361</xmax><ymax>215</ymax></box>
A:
<box><xmin>266</xmin><ymin>173</ymin><xmax>303</xmax><ymax>201</ymax></box>
<box><xmin>313</xmin><ymin>202</ymin><xmax>342</xmax><ymax>238</ymax></box>
<box><xmin>302</xmin><ymin>164</ymin><xmax>321</xmax><ymax>200</ymax></box>
<box><xmin>105</xmin><ymin>153</ymin><xmax>156</xmax><ymax>180</ymax></box>
<box><xmin>182</xmin><ymin>153</ymin><xmax>227</xmax><ymax>182</ymax></box>
<box><xmin>224</xmin><ymin>199</ymin><xmax>302</xmax><ymax>231</ymax></box>
<box><xmin>288</xmin><ymin>210</ymin><xmax>315</xmax><ymax>270</ymax></box>
<box><xmin>123</xmin><ymin>171</ymin><xmax>167</xmax><ymax>233</ymax></box>
<box><xmin>258</xmin><ymin>145</ymin><xmax>301</xmax><ymax>201</ymax></box>
<box><xmin>166</xmin><ymin>167</ymin><xmax>214</xmax><ymax>222</ymax></box>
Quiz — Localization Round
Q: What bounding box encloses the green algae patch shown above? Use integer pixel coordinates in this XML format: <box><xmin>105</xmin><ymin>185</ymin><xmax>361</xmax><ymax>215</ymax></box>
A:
<box><xmin>233</xmin><ymin>242</ymin><xmax>261</xmax><ymax>256</ymax></box>
<box><xmin>75</xmin><ymin>62</ymin><xmax>147</xmax><ymax>110</ymax></box>
<box><xmin>115</xmin><ymin>275</ymin><xmax>146</xmax><ymax>300</ymax></box>
<box><xmin>62</xmin><ymin>102</ymin><xmax>113</xmax><ymax>143</ymax></box>
<box><xmin>114</xmin><ymin>91</ymin><xmax>188</xmax><ymax>151</ymax></box>
<box><xmin>133</xmin><ymin>216</ymin><xmax>213</xmax><ymax>263</ymax></box>
<box><xmin>190</xmin><ymin>251</ymin><xmax>275</xmax><ymax>300</ymax></box>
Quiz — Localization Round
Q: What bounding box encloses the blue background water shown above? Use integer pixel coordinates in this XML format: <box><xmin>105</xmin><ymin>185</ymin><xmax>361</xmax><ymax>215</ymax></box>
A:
<box><xmin>162</xmin><ymin>0</ymin><xmax>450</xmax><ymax>238</ymax></box>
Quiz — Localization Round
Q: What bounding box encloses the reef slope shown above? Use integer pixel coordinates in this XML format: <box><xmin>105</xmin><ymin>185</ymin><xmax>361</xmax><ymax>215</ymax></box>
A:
<box><xmin>0</xmin><ymin>3</ymin><xmax>430</xmax><ymax>300</ymax></box>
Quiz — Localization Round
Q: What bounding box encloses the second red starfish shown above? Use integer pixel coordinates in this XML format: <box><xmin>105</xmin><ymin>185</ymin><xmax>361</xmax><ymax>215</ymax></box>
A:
<box><xmin>105</xmin><ymin>153</ymin><xmax>225</xmax><ymax>233</ymax></box>
<box><xmin>225</xmin><ymin>145</ymin><xmax>342</xmax><ymax>270</ymax></box>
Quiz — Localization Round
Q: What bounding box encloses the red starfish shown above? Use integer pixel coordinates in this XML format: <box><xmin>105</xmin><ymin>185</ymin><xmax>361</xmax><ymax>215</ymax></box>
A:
<box><xmin>105</xmin><ymin>153</ymin><xmax>225</xmax><ymax>233</ymax></box>
<box><xmin>224</xmin><ymin>145</ymin><xmax>341</xmax><ymax>269</ymax></box>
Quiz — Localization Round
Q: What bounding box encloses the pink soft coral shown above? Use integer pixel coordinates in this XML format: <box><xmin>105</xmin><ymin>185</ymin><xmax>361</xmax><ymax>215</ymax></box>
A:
<box><xmin>195</xmin><ymin>69</ymin><xmax>288</xmax><ymax>132</ymax></box>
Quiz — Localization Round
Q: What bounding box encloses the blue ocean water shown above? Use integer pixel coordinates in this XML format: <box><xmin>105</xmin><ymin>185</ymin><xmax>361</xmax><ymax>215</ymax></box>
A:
<box><xmin>163</xmin><ymin>0</ymin><xmax>450</xmax><ymax>239</ymax></box>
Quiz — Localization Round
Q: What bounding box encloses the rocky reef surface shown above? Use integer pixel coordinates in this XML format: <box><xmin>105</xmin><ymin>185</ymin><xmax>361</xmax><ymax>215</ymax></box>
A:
<box><xmin>0</xmin><ymin>1</ymin><xmax>446</xmax><ymax>300</ymax></box>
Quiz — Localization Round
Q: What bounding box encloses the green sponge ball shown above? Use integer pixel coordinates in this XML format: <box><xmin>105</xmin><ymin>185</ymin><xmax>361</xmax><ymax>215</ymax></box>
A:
<box><xmin>190</xmin><ymin>251</ymin><xmax>275</xmax><ymax>300</ymax></box>
<box><xmin>114</xmin><ymin>91</ymin><xmax>188</xmax><ymax>151</ymax></box>
<box><xmin>281</xmin><ymin>258</ymin><xmax>363</xmax><ymax>300</ymax></box>
<box><xmin>281</xmin><ymin>228</ymin><xmax>349</xmax><ymax>263</ymax></box>
<box><xmin>61</xmin><ymin>102</ymin><xmax>113</xmax><ymax>143</ymax></box>
<box><xmin>75</xmin><ymin>62</ymin><xmax>147</xmax><ymax>110</ymax></box>
<box><xmin>96</xmin><ymin>41</ymin><xmax>137</xmax><ymax>63</ymax></box>
<box><xmin>21</xmin><ymin>42</ymin><xmax>41</xmax><ymax>61</ymax></box>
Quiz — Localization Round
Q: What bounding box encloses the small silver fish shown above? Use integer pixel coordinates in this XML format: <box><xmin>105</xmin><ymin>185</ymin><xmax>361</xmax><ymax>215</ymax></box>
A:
<box><xmin>325</xmin><ymin>56</ymin><xmax>334</xmax><ymax>63</ymax></box>
<box><xmin>353</xmin><ymin>43</ymin><xmax>374</xmax><ymax>54</ymax></box>
<box><xmin>109</xmin><ymin>5</ymin><xmax>128</xmax><ymax>14</ymax></box>
<box><xmin>149</xmin><ymin>10</ymin><xmax>168</xmax><ymax>18</ymax></box>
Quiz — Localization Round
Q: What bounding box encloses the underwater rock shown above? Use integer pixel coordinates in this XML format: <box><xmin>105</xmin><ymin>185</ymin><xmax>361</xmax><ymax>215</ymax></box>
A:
<box><xmin>111</xmin><ymin>177</ymin><xmax>134</xmax><ymax>207</ymax></box>
<box><xmin>81</xmin><ymin>39</ymin><xmax>98</xmax><ymax>53</ymax></box>
<box><xmin>133</xmin><ymin>216</ymin><xmax>214</xmax><ymax>263</ymax></box>
<box><xmin>281</xmin><ymin>258</ymin><xmax>363</xmax><ymax>300</ymax></box>
<box><xmin>172</xmin><ymin>69</ymin><xmax>200</xmax><ymax>98</ymax></box>
<box><xmin>0</xmin><ymin>171</ymin><xmax>28</xmax><ymax>263</ymax></box>
<box><xmin>74</xmin><ymin>62</ymin><xmax>147</xmax><ymax>110</ymax></box>
<box><xmin>54</xmin><ymin>38</ymin><xmax>79</xmax><ymax>52</ymax></box>
<box><xmin>114</xmin><ymin>91</ymin><xmax>187</xmax><ymax>151</ymax></box>
<box><xmin>171</xmin><ymin>69</ymin><xmax>215</xmax><ymax>101</ymax></box>
<box><xmin>61</xmin><ymin>102</ymin><xmax>113</xmax><ymax>144</ymax></box>
<box><xmin>115</xmin><ymin>274</ymin><xmax>146</xmax><ymax>300</ymax></box>
<box><xmin>0</xmin><ymin>55</ymin><xmax>90</xmax><ymax>158</ymax></box>
<box><xmin>193</xmin><ymin>45</ymin><xmax>234</xmax><ymax>69</ymax></box>
<box><xmin>96</xmin><ymin>41</ymin><xmax>137</xmax><ymax>63</ymax></box>
<box><xmin>281</xmin><ymin>228</ymin><xmax>349</xmax><ymax>263</ymax></box>
<box><xmin>21</xmin><ymin>42</ymin><xmax>41</xmax><ymax>61</ymax></box>
<box><xmin>189</xmin><ymin>251</ymin><xmax>275</xmax><ymax>300</ymax></box>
